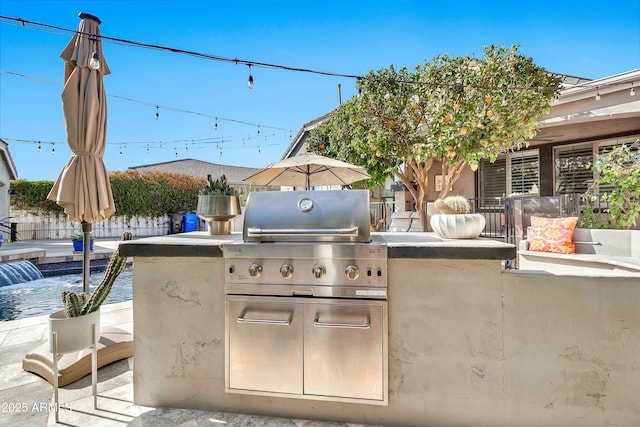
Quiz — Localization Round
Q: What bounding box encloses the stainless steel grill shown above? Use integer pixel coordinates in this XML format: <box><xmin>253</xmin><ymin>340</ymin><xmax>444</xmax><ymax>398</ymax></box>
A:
<box><xmin>223</xmin><ymin>189</ymin><xmax>388</xmax><ymax>405</ymax></box>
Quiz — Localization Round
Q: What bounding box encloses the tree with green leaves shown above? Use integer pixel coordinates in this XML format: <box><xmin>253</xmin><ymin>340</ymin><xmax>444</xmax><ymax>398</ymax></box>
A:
<box><xmin>307</xmin><ymin>45</ymin><xmax>562</xmax><ymax>227</ymax></box>
<box><xmin>581</xmin><ymin>140</ymin><xmax>640</xmax><ymax>230</ymax></box>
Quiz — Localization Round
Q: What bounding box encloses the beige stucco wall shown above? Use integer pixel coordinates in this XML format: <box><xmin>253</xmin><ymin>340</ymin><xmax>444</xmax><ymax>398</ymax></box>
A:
<box><xmin>131</xmin><ymin>255</ymin><xmax>639</xmax><ymax>426</ymax></box>
<box><xmin>502</xmin><ymin>271</ymin><xmax>640</xmax><ymax>426</ymax></box>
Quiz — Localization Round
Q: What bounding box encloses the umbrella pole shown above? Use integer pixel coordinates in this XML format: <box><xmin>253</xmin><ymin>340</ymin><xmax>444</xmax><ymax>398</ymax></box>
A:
<box><xmin>82</xmin><ymin>221</ymin><xmax>92</xmax><ymax>293</ymax></box>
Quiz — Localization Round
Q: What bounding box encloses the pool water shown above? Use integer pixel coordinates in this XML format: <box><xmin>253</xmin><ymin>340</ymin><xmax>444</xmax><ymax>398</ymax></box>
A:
<box><xmin>0</xmin><ymin>267</ymin><xmax>132</xmax><ymax>322</ymax></box>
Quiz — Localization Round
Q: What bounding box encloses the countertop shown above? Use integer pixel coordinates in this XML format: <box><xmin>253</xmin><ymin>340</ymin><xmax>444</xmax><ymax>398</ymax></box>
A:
<box><xmin>119</xmin><ymin>232</ymin><xmax>515</xmax><ymax>260</ymax></box>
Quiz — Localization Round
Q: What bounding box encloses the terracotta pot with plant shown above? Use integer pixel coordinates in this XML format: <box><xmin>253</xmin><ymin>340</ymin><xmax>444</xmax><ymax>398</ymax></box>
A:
<box><xmin>430</xmin><ymin>195</ymin><xmax>486</xmax><ymax>239</ymax></box>
<box><xmin>196</xmin><ymin>174</ymin><xmax>241</xmax><ymax>235</ymax></box>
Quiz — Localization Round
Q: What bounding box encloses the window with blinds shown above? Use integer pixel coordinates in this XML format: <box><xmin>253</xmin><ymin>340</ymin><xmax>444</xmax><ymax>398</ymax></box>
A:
<box><xmin>479</xmin><ymin>150</ymin><xmax>539</xmax><ymax>198</ymax></box>
<box><xmin>554</xmin><ymin>143</ymin><xmax>593</xmax><ymax>195</ymax></box>
<box><xmin>480</xmin><ymin>157</ymin><xmax>506</xmax><ymax>198</ymax></box>
<box><xmin>509</xmin><ymin>150</ymin><xmax>539</xmax><ymax>195</ymax></box>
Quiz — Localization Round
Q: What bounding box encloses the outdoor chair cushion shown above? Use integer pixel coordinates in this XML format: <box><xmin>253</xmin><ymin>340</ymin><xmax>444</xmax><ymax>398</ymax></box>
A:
<box><xmin>528</xmin><ymin>216</ymin><xmax>579</xmax><ymax>254</ymax></box>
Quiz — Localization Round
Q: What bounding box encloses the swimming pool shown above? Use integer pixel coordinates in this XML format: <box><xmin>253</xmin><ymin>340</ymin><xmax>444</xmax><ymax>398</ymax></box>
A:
<box><xmin>0</xmin><ymin>267</ymin><xmax>132</xmax><ymax>322</ymax></box>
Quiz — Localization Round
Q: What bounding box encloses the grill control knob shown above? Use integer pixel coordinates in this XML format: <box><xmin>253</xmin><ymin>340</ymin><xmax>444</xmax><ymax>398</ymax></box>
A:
<box><xmin>345</xmin><ymin>265</ymin><xmax>360</xmax><ymax>280</ymax></box>
<box><xmin>248</xmin><ymin>263</ymin><xmax>262</xmax><ymax>278</ymax></box>
<box><xmin>280</xmin><ymin>263</ymin><xmax>294</xmax><ymax>279</ymax></box>
<box><xmin>312</xmin><ymin>264</ymin><xmax>326</xmax><ymax>279</ymax></box>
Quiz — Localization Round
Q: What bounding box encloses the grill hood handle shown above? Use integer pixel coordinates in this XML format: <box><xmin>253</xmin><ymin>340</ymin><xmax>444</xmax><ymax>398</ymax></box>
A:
<box><xmin>246</xmin><ymin>226</ymin><xmax>359</xmax><ymax>238</ymax></box>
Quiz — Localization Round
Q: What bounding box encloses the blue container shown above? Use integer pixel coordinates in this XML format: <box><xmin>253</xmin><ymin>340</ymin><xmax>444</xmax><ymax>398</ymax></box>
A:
<box><xmin>183</xmin><ymin>213</ymin><xmax>199</xmax><ymax>232</ymax></box>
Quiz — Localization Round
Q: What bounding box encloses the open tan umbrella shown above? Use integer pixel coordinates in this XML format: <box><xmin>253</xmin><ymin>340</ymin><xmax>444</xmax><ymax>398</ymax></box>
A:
<box><xmin>47</xmin><ymin>13</ymin><xmax>115</xmax><ymax>292</ymax></box>
<box><xmin>244</xmin><ymin>152</ymin><xmax>371</xmax><ymax>190</ymax></box>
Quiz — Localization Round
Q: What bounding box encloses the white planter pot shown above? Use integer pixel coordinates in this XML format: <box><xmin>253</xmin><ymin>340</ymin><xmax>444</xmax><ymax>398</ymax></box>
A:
<box><xmin>48</xmin><ymin>309</ymin><xmax>100</xmax><ymax>354</ymax></box>
<box><xmin>430</xmin><ymin>213</ymin><xmax>486</xmax><ymax>239</ymax></box>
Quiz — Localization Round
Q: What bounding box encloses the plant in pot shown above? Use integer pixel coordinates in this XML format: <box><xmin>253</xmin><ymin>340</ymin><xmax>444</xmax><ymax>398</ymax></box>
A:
<box><xmin>48</xmin><ymin>231</ymin><xmax>132</xmax><ymax>418</ymax></box>
<box><xmin>430</xmin><ymin>195</ymin><xmax>486</xmax><ymax>239</ymax></box>
<box><xmin>71</xmin><ymin>232</ymin><xmax>94</xmax><ymax>252</ymax></box>
<box><xmin>196</xmin><ymin>174</ymin><xmax>242</xmax><ymax>235</ymax></box>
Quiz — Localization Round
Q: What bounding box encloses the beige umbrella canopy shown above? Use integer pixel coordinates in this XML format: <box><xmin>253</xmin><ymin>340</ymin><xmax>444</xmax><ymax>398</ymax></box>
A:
<box><xmin>244</xmin><ymin>152</ymin><xmax>371</xmax><ymax>190</ymax></box>
<box><xmin>47</xmin><ymin>12</ymin><xmax>115</xmax><ymax>292</ymax></box>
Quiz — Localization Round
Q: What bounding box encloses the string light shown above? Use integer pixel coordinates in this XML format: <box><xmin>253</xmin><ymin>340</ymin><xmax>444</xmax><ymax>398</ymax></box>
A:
<box><xmin>37</xmin><ymin>142</ymin><xmax>41</xmax><ymax>152</ymax></box>
<box><xmin>1</xmin><ymin>14</ymin><xmax>635</xmax><ymax>97</ymax></box>
<box><xmin>214</xmin><ymin>118</ymin><xmax>218</xmax><ymax>130</ymax></box>
<box><xmin>155</xmin><ymin>105</ymin><xmax>159</xmax><ymax>120</ymax></box>
<box><xmin>631</xmin><ymin>83</ymin><xmax>636</xmax><ymax>97</ymax></box>
<box><xmin>595</xmin><ymin>87</ymin><xmax>601</xmax><ymax>101</ymax></box>
<box><xmin>247</xmin><ymin>64</ymin><xmax>255</xmax><ymax>89</ymax></box>
<box><xmin>51</xmin><ymin>144</ymin><xmax>55</xmax><ymax>155</ymax></box>
<box><xmin>89</xmin><ymin>50</ymin><xmax>100</xmax><ymax>70</ymax></box>
<box><xmin>2</xmin><ymin>68</ymin><xmax>292</xmax><ymax>134</ymax></box>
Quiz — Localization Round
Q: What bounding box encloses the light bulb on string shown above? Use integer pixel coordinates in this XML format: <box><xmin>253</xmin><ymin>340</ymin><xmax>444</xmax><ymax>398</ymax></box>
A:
<box><xmin>155</xmin><ymin>105</ymin><xmax>159</xmax><ymax>120</ymax></box>
<box><xmin>89</xmin><ymin>50</ymin><xmax>100</xmax><ymax>70</ymax></box>
<box><xmin>51</xmin><ymin>144</ymin><xmax>55</xmax><ymax>155</ymax></box>
<box><xmin>247</xmin><ymin>64</ymin><xmax>255</xmax><ymax>89</ymax></box>
<box><xmin>37</xmin><ymin>142</ymin><xmax>41</xmax><ymax>152</ymax></box>
<box><xmin>258</xmin><ymin>146</ymin><xmax>261</xmax><ymax>154</ymax></box>
<box><xmin>214</xmin><ymin>118</ymin><xmax>218</xmax><ymax>130</ymax></box>
<box><xmin>146</xmin><ymin>144</ymin><xmax>150</xmax><ymax>153</ymax></box>
<box><xmin>257</xmin><ymin>126</ymin><xmax>260</xmax><ymax>136</ymax></box>
<box><xmin>595</xmin><ymin>87</ymin><xmax>601</xmax><ymax>101</ymax></box>
<box><xmin>631</xmin><ymin>83</ymin><xmax>636</xmax><ymax>97</ymax></box>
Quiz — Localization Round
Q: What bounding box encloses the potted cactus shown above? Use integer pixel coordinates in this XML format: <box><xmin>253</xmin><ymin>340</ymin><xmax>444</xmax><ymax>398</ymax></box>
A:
<box><xmin>196</xmin><ymin>174</ymin><xmax>242</xmax><ymax>235</ymax></box>
<box><xmin>430</xmin><ymin>195</ymin><xmax>486</xmax><ymax>239</ymax></box>
<box><xmin>49</xmin><ymin>231</ymin><xmax>132</xmax><ymax>353</ymax></box>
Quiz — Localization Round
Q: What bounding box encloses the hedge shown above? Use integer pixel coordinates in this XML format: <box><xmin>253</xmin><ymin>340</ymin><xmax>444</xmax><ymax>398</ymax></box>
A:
<box><xmin>10</xmin><ymin>171</ymin><xmax>206</xmax><ymax>218</ymax></box>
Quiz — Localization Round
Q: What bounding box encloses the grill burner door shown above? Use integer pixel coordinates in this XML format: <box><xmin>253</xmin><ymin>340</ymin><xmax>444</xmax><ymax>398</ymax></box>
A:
<box><xmin>227</xmin><ymin>298</ymin><xmax>303</xmax><ymax>395</ymax></box>
<box><xmin>226</xmin><ymin>296</ymin><xmax>388</xmax><ymax>405</ymax></box>
<box><xmin>304</xmin><ymin>302</ymin><xmax>385</xmax><ymax>401</ymax></box>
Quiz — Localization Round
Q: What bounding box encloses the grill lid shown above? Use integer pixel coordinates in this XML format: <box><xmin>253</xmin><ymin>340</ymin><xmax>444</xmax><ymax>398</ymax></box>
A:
<box><xmin>242</xmin><ymin>190</ymin><xmax>371</xmax><ymax>242</ymax></box>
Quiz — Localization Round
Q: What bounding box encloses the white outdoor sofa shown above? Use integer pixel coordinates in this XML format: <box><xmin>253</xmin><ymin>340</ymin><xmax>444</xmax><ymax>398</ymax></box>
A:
<box><xmin>518</xmin><ymin>228</ymin><xmax>640</xmax><ymax>275</ymax></box>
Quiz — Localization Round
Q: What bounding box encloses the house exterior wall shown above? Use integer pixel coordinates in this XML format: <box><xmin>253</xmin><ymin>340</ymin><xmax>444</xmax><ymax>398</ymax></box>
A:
<box><xmin>0</xmin><ymin>139</ymin><xmax>18</xmax><ymax>227</ymax></box>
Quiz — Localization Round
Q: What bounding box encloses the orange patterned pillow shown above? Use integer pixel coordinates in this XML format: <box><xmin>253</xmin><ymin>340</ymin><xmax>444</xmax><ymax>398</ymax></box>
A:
<box><xmin>528</xmin><ymin>216</ymin><xmax>579</xmax><ymax>254</ymax></box>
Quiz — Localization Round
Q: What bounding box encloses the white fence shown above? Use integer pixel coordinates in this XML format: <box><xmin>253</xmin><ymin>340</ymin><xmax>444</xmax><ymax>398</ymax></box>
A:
<box><xmin>5</xmin><ymin>210</ymin><xmax>173</xmax><ymax>241</ymax></box>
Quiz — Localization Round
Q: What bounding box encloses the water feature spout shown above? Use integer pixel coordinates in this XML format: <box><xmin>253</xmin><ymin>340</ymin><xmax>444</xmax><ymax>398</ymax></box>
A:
<box><xmin>0</xmin><ymin>260</ymin><xmax>44</xmax><ymax>287</ymax></box>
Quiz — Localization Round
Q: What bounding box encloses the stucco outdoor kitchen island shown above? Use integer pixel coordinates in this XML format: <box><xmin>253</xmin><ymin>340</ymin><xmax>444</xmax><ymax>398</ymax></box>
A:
<box><xmin>119</xmin><ymin>232</ymin><xmax>640</xmax><ymax>427</ymax></box>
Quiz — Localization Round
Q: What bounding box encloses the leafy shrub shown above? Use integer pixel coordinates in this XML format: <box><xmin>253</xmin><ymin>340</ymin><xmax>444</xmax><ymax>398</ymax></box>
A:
<box><xmin>10</xmin><ymin>171</ymin><xmax>206</xmax><ymax>218</ymax></box>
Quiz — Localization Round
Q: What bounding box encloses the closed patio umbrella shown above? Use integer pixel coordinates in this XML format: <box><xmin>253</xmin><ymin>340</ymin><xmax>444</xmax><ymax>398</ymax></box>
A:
<box><xmin>47</xmin><ymin>12</ymin><xmax>115</xmax><ymax>293</ymax></box>
<box><xmin>243</xmin><ymin>152</ymin><xmax>371</xmax><ymax>190</ymax></box>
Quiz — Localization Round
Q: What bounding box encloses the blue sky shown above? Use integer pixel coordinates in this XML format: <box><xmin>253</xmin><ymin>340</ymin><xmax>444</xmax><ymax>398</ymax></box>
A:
<box><xmin>1</xmin><ymin>0</ymin><xmax>639</xmax><ymax>180</ymax></box>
